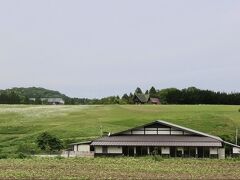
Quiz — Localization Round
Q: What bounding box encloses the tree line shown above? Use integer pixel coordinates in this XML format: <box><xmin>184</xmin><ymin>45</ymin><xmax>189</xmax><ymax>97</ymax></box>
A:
<box><xmin>65</xmin><ymin>86</ymin><xmax>240</xmax><ymax>105</ymax></box>
<box><xmin>1</xmin><ymin>86</ymin><xmax>240</xmax><ymax>105</ymax></box>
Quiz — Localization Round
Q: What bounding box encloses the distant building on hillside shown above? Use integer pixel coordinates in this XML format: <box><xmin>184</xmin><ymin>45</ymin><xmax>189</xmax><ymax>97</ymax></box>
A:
<box><xmin>133</xmin><ymin>93</ymin><xmax>160</xmax><ymax>104</ymax></box>
<box><xmin>41</xmin><ymin>98</ymin><xmax>65</xmax><ymax>105</ymax></box>
<box><xmin>29</xmin><ymin>97</ymin><xmax>65</xmax><ymax>105</ymax></box>
<box><xmin>149</xmin><ymin>98</ymin><xmax>161</xmax><ymax>105</ymax></box>
<box><xmin>29</xmin><ymin>98</ymin><xmax>36</xmax><ymax>102</ymax></box>
<box><xmin>133</xmin><ymin>93</ymin><xmax>150</xmax><ymax>104</ymax></box>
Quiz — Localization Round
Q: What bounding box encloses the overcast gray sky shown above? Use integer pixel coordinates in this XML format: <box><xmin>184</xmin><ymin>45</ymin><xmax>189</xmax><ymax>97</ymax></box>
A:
<box><xmin>0</xmin><ymin>0</ymin><xmax>240</xmax><ymax>98</ymax></box>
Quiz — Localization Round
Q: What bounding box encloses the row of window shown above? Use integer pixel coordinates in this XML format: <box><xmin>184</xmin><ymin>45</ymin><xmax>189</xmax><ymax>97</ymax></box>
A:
<box><xmin>124</xmin><ymin>130</ymin><xmax>191</xmax><ymax>135</ymax></box>
<box><xmin>101</xmin><ymin>146</ymin><xmax>214</xmax><ymax>158</ymax></box>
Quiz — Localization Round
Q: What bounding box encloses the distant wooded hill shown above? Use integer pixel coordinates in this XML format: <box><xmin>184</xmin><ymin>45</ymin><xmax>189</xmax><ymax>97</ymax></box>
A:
<box><xmin>9</xmin><ymin>87</ymin><xmax>67</xmax><ymax>98</ymax></box>
<box><xmin>0</xmin><ymin>86</ymin><xmax>240</xmax><ymax>105</ymax></box>
<box><xmin>0</xmin><ymin>87</ymin><xmax>69</xmax><ymax>104</ymax></box>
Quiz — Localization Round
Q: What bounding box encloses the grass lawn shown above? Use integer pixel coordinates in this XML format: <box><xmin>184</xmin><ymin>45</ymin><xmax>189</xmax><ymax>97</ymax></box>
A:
<box><xmin>0</xmin><ymin>157</ymin><xmax>240</xmax><ymax>179</ymax></box>
<box><xmin>0</xmin><ymin>105</ymin><xmax>240</xmax><ymax>154</ymax></box>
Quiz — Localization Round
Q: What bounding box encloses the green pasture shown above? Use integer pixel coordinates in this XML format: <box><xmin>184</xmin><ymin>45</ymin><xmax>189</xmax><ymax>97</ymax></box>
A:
<box><xmin>0</xmin><ymin>105</ymin><xmax>240</xmax><ymax>154</ymax></box>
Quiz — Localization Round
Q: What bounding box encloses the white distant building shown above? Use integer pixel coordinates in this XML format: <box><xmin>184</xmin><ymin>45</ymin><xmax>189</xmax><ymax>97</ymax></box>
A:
<box><xmin>41</xmin><ymin>98</ymin><xmax>65</xmax><ymax>105</ymax></box>
<box><xmin>29</xmin><ymin>98</ymin><xmax>65</xmax><ymax>105</ymax></box>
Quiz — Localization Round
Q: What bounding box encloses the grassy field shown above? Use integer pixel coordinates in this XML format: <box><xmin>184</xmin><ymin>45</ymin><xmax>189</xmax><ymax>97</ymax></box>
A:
<box><xmin>0</xmin><ymin>104</ymin><xmax>240</xmax><ymax>154</ymax></box>
<box><xmin>0</xmin><ymin>157</ymin><xmax>240</xmax><ymax>179</ymax></box>
<box><xmin>0</xmin><ymin>105</ymin><xmax>240</xmax><ymax>179</ymax></box>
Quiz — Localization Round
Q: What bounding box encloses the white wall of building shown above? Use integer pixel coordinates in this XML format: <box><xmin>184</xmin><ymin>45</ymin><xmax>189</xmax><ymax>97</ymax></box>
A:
<box><xmin>73</xmin><ymin>144</ymin><xmax>90</xmax><ymax>152</ymax></box>
<box><xmin>107</xmin><ymin>146</ymin><xmax>122</xmax><ymax>154</ymax></box>
<box><xmin>210</xmin><ymin>147</ymin><xmax>218</xmax><ymax>155</ymax></box>
<box><xmin>78</xmin><ymin>145</ymin><xmax>90</xmax><ymax>152</ymax></box>
<box><xmin>161</xmin><ymin>147</ymin><xmax>170</xmax><ymax>154</ymax></box>
<box><xmin>132</xmin><ymin>131</ymin><xmax>144</xmax><ymax>135</ymax></box>
<box><xmin>94</xmin><ymin>146</ymin><xmax>122</xmax><ymax>154</ymax></box>
<box><xmin>218</xmin><ymin>148</ymin><xmax>225</xmax><ymax>159</ymax></box>
<box><xmin>233</xmin><ymin>147</ymin><xmax>240</xmax><ymax>154</ymax></box>
<box><xmin>177</xmin><ymin>147</ymin><xmax>184</xmax><ymax>154</ymax></box>
<box><xmin>171</xmin><ymin>131</ymin><xmax>183</xmax><ymax>135</ymax></box>
<box><xmin>158</xmin><ymin>131</ymin><xmax>170</xmax><ymax>135</ymax></box>
<box><xmin>145</xmin><ymin>131</ymin><xmax>157</xmax><ymax>135</ymax></box>
<box><xmin>74</xmin><ymin>145</ymin><xmax>77</xmax><ymax>152</ymax></box>
<box><xmin>95</xmin><ymin>146</ymin><xmax>102</xmax><ymax>153</ymax></box>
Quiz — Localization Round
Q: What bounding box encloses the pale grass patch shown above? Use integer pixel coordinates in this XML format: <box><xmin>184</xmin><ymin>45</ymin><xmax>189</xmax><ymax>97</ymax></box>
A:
<box><xmin>0</xmin><ymin>105</ymin><xmax>90</xmax><ymax>119</ymax></box>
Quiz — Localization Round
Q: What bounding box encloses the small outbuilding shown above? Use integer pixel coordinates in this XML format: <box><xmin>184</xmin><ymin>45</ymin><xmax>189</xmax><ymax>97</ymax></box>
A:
<box><xmin>62</xmin><ymin>141</ymin><xmax>94</xmax><ymax>157</ymax></box>
<box><xmin>149</xmin><ymin>98</ymin><xmax>161</xmax><ymax>104</ymax></box>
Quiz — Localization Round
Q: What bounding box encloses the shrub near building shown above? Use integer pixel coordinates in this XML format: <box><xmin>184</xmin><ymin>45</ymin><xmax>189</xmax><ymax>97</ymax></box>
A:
<box><xmin>36</xmin><ymin>132</ymin><xmax>63</xmax><ymax>154</ymax></box>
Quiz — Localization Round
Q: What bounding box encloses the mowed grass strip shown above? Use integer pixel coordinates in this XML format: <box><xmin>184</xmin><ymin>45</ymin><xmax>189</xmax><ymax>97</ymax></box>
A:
<box><xmin>0</xmin><ymin>105</ymin><xmax>240</xmax><ymax>153</ymax></box>
<box><xmin>0</xmin><ymin>157</ymin><xmax>240</xmax><ymax>179</ymax></box>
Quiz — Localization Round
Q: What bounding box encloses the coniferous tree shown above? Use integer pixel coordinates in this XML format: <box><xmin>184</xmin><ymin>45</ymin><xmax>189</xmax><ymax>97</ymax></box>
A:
<box><xmin>128</xmin><ymin>93</ymin><xmax>134</xmax><ymax>104</ymax></box>
<box><xmin>135</xmin><ymin>87</ymin><xmax>143</xmax><ymax>94</ymax></box>
<box><xmin>149</xmin><ymin>86</ymin><xmax>157</xmax><ymax>98</ymax></box>
<box><xmin>121</xmin><ymin>94</ymin><xmax>129</xmax><ymax>104</ymax></box>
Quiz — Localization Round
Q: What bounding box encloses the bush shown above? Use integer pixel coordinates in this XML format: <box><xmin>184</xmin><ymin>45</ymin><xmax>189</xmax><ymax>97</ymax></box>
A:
<box><xmin>152</xmin><ymin>155</ymin><xmax>164</xmax><ymax>162</ymax></box>
<box><xmin>55</xmin><ymin>155</ymin><xmax>64</xmax><ymax>160</ymax></box>
<box><xmin>17</xmin><ymin>143</ymin><xmax>40</xmax><ymax>155</ymax></box>
<box><xmin>238</xmin><ymin>109</ymin><xmax>240</xmax><ymax>112</ymax></box>
<box><xmin>36</xmin><ymin>132</ymin><xmax>63</xmax><ymax>153</ymax></box>
<box><xmin>63</xmin><ymin>138</ymin><xmax>77</xmax><ymax>149</ymax></box>
<box><xmin>17</xmin><ymin>152</ymin><xmax>28</xmax><ymax>159</ymax></box>
<box><xmin>0</xmin><ymin>153</ymin><xmax>8</xmax><ymax>159</ymax></box>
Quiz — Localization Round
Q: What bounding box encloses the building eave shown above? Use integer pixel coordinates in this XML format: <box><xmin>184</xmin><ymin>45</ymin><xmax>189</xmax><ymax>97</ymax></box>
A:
<box><xmin>70</xmin><ymin>141</ymin><xmax>92</xmax><ymax>145</ymax></box>
<box><xmin>223</xmin><ymin>141</ymin><xmax>240</xmax><ymax>148</ymax></box>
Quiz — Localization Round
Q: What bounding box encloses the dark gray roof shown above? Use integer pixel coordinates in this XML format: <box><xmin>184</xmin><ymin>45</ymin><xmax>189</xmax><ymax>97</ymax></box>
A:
<box><xmin>70</xmin><ymin>141</ymin><xmax>92</xmax><ymax>145</ymax></box>
<box><xmin>134</xmin><ymin>93</ymin><xmax>150</xmax><ymax>103</ymax></box>
<box><xmin>91</xmin><ymin>135</ymin><xmax>222</xmax><ymax>147</ymax></box>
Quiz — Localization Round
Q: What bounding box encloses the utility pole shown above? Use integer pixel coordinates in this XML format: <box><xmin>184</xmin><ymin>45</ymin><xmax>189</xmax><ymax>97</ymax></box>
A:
<box><xmin>100</xmin><ymin>125</ymin><xmax>103</xmax><ymax>137</ymax></box>
<box><xmin>236</xmin><ymin>128</ymin><xmax>238</xmax><ymax>145</ymax></box>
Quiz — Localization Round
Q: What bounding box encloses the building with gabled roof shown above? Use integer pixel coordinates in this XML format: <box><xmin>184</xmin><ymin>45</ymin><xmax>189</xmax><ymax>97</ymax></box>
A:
<box><xmin>133</xmin><ymin>93</ymin><xmax>150</xmax><ymax>104</ymax></box>
<box><xmin>133</xmin><ymin>93</ymin><xmax>160</xmax><ymax>104</ymax></box>
<box><xmin>68</xmin><ymin>120</ymin><xmax>240</xmax><ymax>159</ymax></box>
<box><xmin>149</xmin><ymin>98</ymin><xmax>161</xmax><ymax>104</ymax></box>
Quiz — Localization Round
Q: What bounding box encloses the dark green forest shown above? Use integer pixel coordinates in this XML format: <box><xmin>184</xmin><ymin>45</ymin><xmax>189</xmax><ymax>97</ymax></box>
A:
<box><xmin>0</xmin><ymin>86</ymin><xmax>240</xmax><ymax>105</ymax></box>
<box><xmin>0</xmin><ymin>87</ymin><xmax>67</xmax><ymax>104</ymax></box>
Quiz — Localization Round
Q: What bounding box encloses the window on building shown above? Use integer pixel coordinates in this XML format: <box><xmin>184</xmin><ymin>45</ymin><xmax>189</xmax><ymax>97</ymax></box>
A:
<box><xmin>197</xmin><ymin>147</ymin><xmax>204</xmax><ymax>158</ymax></box>
<box><xmin>189</xmin><ymin>147</ymin><xmax>196</xmax><ymax>157</ymax></box>
<box><xmin>184</xmin><ymin>147</ymin><xmax>189</xmax><ymax>157</ymax></box>
<box><xmin>170</xmin><ymin>147</ymin><xmax>176</xmax><ymax>157</ymax></box>
<box><xmin>203</xmin><ymin>147</ymin><xmax>210</xmax><ymax>158</ymax></box>
<box><xmin>136</xmin><ymin>147</ymin><xmax>141</xmax><ymax>156</ymax></box>
<box><xmin>149</xmin><ymin>147</ymin><xmax>161</xmax><ymax>155</ymax></box>
<box><xmin>141</xmin><ymin>147</ymin><xmax>148</xmax><ymax>155</ymax></box>
<box><xmin>102</xmin><ymin>146</ymin><xmax>108</xmax><ymax>154</ymax></box>
<box><xmin>90</xmin><ymin>146</ymin><xmax>94</xmax><ymax>152</ymax></box>
<box><xmin>176</xmin><ymin>148</ymin><xmax>183</xmax><ymax>157</ymax></box>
